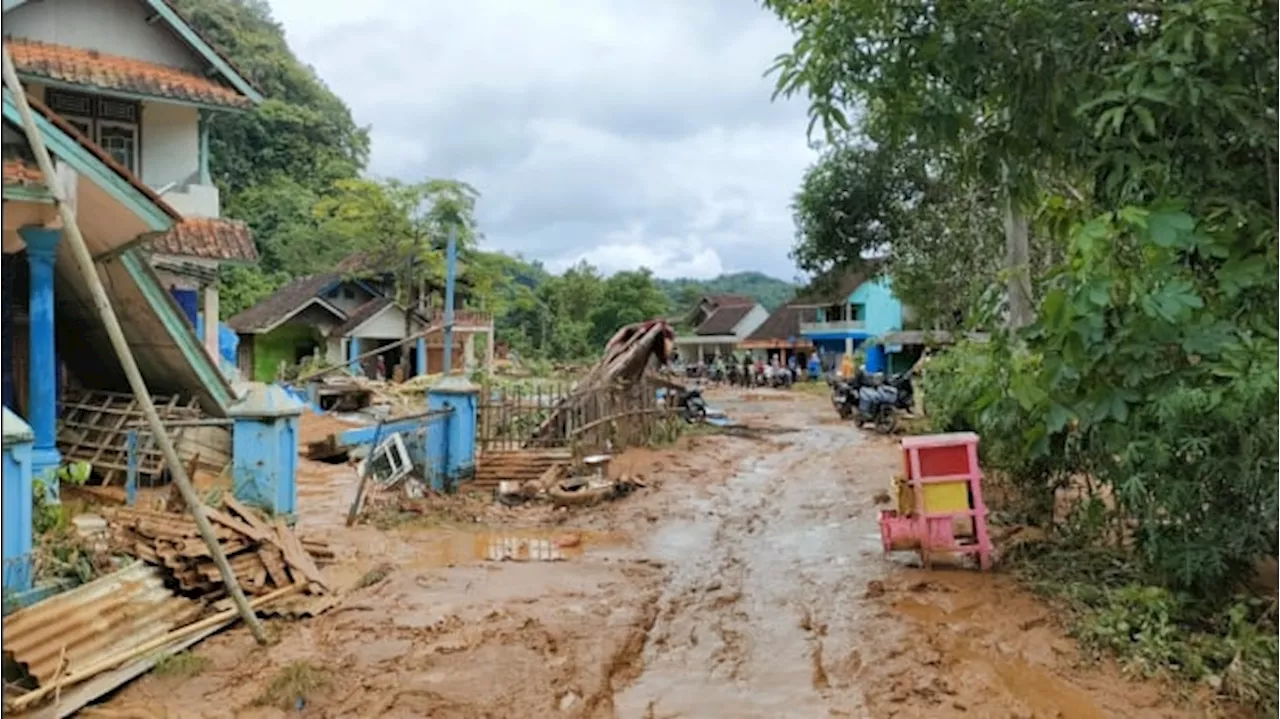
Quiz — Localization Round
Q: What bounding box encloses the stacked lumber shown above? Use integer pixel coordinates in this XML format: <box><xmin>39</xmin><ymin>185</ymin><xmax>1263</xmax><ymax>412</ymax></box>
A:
<box><xmin>472</xmin><ymin>448</ymin><xmax>573</xmax><ymax>491</ymax></box>
<box><xmin>104</xmin><ymin>496</ymin><xmax>334</xmax><ymax>598</ymax></box>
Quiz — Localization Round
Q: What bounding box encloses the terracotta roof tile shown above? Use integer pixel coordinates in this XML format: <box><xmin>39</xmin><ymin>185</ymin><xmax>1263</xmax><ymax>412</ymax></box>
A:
<box><xmin>146</xmin><ymin>217</ymin><xmax>258</xmax><ymax>262</ymax></box>
<box><xmin>8</xmin><ymin>39</ymin><xmax>251</xmax><ymax>109</ymax></box>
<box><xmin>2</xmin><ymin>157</ymin><xmax>44</xmax><ymax>187</ymax></box>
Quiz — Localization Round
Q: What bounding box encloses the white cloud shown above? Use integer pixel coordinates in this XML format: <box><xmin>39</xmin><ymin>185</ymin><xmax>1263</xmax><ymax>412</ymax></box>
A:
<box><xmin>266</xmin><ymin>0</ymin><xmax>814</xmax><ymax>280</ymax></box>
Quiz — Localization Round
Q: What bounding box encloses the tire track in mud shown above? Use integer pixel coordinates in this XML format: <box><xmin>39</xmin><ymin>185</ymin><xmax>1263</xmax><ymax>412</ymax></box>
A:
<box><xmin>612</xmin><ymin>420</ymin><xmax>894</xmax><ymax>718</ymax></box>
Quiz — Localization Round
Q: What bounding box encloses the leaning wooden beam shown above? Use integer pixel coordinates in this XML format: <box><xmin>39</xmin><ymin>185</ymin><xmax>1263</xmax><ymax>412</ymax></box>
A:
<box><xmin>0</xmin><ymin>45</ymin><xmax>269</xmax><ymax>646</ymax></box>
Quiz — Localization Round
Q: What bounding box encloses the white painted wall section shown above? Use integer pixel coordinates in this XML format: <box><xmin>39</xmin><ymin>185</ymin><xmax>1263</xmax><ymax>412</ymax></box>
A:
<box><xmin>140</xmin><ymin>101</ymin><xmax>198</xmax><ymax>188</ymax></box>
<box><xmin>733</xmin><ymin>305</ymin><xmax>770</xmax><ymax>339</ymax></box>
<box><xmin>352</xmin><ymin>305</ymin><xmax>426</xmax><ymax>340</ymax></box>
<box><xmin>326</xmin><ymin>285</ymin><xmax>378</xmax><ymax>315</ymax></box>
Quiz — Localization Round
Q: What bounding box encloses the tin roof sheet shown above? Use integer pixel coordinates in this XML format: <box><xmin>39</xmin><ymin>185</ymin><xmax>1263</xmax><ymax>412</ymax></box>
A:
<box><xmin>2</xmin><ymin>561</ymin><xmax>203</xmax><ymax>686</ymax></box>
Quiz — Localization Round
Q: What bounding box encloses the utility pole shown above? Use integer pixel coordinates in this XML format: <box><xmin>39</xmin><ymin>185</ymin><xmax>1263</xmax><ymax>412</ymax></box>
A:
<box><xmin>442</xmin><ymin>226</ymin><xmax>457</xmax><ymax>374</ymax></box>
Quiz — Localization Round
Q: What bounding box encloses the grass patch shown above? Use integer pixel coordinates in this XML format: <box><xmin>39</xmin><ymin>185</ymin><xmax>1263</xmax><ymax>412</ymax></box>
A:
<box><xmin>254</xmin><ymin>661</ymin><xmax>331</xmax><ymax>710</ymax></box>
<box><xmin>153</xmin><ymin>651</ymin><xmax>209</xmax><ymax>679</ymax></box>
<box><xmin>1009</xmin><ymin>541</ymin><xmax>1278</xmax><ymax>715</ymax></box>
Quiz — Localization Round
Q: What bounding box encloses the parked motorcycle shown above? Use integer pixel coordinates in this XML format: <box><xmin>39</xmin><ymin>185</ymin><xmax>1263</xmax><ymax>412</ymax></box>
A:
<box><xmin>830</xmin><ymin>369</ymin><xmax>869</xmax><ymax>420</ymax></box>
<box><xmin>678</xmin><ymin>387</ymin><xmax>709</xmax><ymax>423</ymax></box>
<box><xmin>855</xmin><ymin>371</ymin><xmax>915</xmax><ymax>433</ymax></box>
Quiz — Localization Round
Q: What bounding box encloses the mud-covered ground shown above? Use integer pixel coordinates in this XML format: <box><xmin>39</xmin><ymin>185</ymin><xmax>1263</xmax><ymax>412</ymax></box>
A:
<box><xmin>100</xmin><ymin>389</ymin><xmax>1209</xmax><ymax>718</ymax></box>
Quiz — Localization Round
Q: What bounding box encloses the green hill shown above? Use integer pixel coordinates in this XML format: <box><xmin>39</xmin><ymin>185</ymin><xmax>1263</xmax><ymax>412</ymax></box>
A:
<box><xmin>656</xmin><ymin>272</ymin><xmax>797</xmax><ymax>312</ymax></box>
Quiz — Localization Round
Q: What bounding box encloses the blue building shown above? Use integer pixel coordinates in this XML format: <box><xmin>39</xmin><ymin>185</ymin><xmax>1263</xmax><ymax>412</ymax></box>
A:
<box><xmin>793</xmin><ymin>272</ymin><xmax>913</xmax><ymax>374</ymax></box>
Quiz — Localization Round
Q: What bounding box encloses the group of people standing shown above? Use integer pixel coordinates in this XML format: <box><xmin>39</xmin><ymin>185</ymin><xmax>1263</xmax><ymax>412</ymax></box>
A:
<box><xmin>671</xmin><ymin>351</ymin><xmax>834</xmax><ymax>386</ymax></box>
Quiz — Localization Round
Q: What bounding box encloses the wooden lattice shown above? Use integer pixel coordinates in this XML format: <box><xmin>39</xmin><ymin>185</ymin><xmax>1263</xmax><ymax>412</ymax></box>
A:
<box><xmin>57</xmin><ymin>390</ymin><xmax>202</xmax><ymax>485</ymax></box>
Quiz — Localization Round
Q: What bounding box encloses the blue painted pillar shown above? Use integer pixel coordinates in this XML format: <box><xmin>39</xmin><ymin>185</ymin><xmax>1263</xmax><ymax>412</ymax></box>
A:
<box><xmin>416</xmin><ymin>337</ymin><xmax>428</xmax><ymax>377</ymax></box>
<box><xmin>229</xmin><ymin>384</ymin><xmax>304</xmax><ymax>518</ymax></box>
<box><xmin>3</xmin><ymin>255</ymin><xmax>14</xmax><ymax>411</ymax></box>
<box><xmin>3</xmin><ymin>408</ymin><xmax>35</xmax><ymax>592</ymax></box>
<box><xmin>426</xmin><ymin>376</ymin><xmax>478</xmax><ymax>492</ymax></box>
<box><xmin>20</xmin><ymin>227</ymin><xmax>62</xmax><ymax>490</ymax></box>
<box><xmin>347</xmin><ymin>337</ymin><xmax>361</xmax><ymax>375</ymax></box>
<box><xmin>865</xmin><ymin>343</ymin><xmax>887</xmax><ymax>374</ymax></box>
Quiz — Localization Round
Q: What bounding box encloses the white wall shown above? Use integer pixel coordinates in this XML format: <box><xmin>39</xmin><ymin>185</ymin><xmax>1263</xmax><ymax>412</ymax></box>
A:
<box><xmin>5</xmin><ymin>0</ymin><xmax>201</xmax><ymax>70</ymax></box>
<box><xmin>733</xmin><ymin>305</ymin><xmax>770</xmax><ymax>340</ymax></box>
<box><xmin>140</xmin><ymin>101</ymin><xmax>198</xmax><ymax>189</ymax></box>
<box><xmin>353</xmin><ymin>305</ymin><xmax>425</xmax><ymax>340</ymax></box>
<box><xmin>323</xmin><ymin>284</ymin><xmax>377</xmax><ymax>315</ymax></box>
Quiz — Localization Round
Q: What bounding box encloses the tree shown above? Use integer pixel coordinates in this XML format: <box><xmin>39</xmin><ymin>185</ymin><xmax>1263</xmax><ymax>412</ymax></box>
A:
<box><xmin>314</xmin><ymin>178</ymin><xmax>481</xmax><ymax>371</ymax></box>
<box><xmin>763</xmin><ymin>1</ymin><xmax>1140</xmax><ymax>327</ymax></box>
<box><xmin>789</xmin><ymin>142</ymin><xmax>1013</xmax><ymax>330</ymax></box>
<box><xmin>172</xmin><ymin>0</ymin><xmax>372</xmax><ymax>315</ymax></box>
<box><xmin>590</xmin><ymin>269</ymin><xmax>671</xmax><ymax>347</ymax></box>
<box><xmin>766</xmin><ymin>0</ymin><xmax>1278</xmax><ymax>598</ymax></box>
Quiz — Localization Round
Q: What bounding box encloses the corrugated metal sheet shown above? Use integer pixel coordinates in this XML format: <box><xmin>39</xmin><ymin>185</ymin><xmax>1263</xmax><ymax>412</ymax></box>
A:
<box><xmin>2</xmin><ymin>561</ymin><xmax>203</xmax><ymax>686</ymax></box>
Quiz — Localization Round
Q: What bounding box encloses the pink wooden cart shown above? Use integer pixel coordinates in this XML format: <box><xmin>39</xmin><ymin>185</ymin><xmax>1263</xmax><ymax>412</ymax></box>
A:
<box><xmin>878</xmin><ymin>432</ymin><xmax>993</xmax><ymax>570</ymax></box>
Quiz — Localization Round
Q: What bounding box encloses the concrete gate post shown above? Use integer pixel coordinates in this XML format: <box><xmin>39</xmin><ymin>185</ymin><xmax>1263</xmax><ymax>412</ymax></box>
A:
<box><xmin>3</xmin><ymin>408</ymin><xmax>35</xmax><ymax>592</ymax></box>
<box><xmin>426</xmin><ymin>376</ymin><xmax>478</xmax><ymax>493</ymax></box>
<box><xmin>228</xmin><ymin>383</ymin><xmax>304</xmax><ymax>518</ymax></box>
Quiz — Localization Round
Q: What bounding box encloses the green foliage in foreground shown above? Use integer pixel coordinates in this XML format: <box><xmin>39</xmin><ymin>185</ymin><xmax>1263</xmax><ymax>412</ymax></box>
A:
<box><xmin>1011</xmin><ymin>543</ymin><xmax>1278</xmax><ymax>715</ymax></box>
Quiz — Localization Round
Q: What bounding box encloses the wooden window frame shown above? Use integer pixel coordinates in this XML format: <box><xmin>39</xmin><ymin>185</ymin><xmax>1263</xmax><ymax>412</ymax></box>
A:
<box><xmin>43</xmin><ymin>88</ymin><xmax>142</xmax><ymax>174</ymax></box>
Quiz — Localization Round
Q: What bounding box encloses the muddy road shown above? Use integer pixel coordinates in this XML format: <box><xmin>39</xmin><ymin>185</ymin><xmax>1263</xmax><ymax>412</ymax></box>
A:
<box><xmin>101</xmin><ymin>389</ymin><xmax>1198</xmax><ymax>718</ymax></box>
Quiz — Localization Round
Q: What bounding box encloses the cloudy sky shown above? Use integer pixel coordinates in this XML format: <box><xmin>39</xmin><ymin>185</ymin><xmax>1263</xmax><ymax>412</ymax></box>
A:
<box><xmin>266</xmin><ymin>0</ymin><xmax>815</xmax><ymax>281</ymax></box>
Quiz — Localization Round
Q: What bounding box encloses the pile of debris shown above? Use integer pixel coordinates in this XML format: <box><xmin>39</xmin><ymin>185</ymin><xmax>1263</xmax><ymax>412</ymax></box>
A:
<box><xmin>493</xmin><ymin>453</ymin><xmax>647</xmax><ymax>508</ymax></box>
<box><xmin>103</xmin><ymin>497</ymin><xmax>333</xmax><ymax>600</ymax></box>
<box><xmin>3</xmin><ymin>499</ymin><xmax>337</xmax><ymax>716</ymax></box>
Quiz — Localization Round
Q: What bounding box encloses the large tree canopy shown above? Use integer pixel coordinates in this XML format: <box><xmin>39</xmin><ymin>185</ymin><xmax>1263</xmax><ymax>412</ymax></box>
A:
<box><xmin>765</xmin><ymin>0</ymin><xmax>1278</xmax><ymax>601</ymax></box>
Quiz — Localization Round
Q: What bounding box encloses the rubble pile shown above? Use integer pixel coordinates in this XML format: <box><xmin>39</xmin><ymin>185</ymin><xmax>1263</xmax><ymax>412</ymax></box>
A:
<box><xmin>104</xmin><ymin>496</ymin><xmax>333</xmax><ymax>599</ymax></box>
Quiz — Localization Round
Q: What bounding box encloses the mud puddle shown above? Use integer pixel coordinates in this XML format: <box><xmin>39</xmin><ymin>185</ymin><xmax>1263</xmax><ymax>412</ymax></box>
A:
<box><xmin>396</xmin><ymin>527</ymin><xmax>630</xmax><ymax>567</ymax></box>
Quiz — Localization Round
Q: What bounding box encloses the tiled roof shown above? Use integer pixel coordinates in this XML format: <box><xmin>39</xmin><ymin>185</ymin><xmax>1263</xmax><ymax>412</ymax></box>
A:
<box><xmin>146</xmin><ymin>217</ymin><xmax>258</xmax><ymax>262</ymax></box>
<box><xmin>695</xmin><ymin>304</ymin><xmax>755</xmax><ymax>336</ymax></box>
<box><xmin>1</xmin><ymin>156</ymin><xmax>43</xmax><ymax>187</ymax></box>
<box><xmin>8</xmin><ymin>39</ymin><xmax>252</xmax><ymax>109</ymax></box>
<box><xmin>225</xmin><ymin>274</ymin><xmax>343</xmax><ymax>334</ymax></box>
<box><xmin>746</xmin><ymin>304</ymin><xmax>819</xmax><ymax>342</ymax></box>
<box><xmin>329</xmin><ymin>297</ymin><xmax>393</xmax><ymax>337</ymax></box>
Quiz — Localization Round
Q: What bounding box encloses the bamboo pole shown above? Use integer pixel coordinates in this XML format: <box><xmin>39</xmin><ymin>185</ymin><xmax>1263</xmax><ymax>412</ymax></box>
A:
<box><xmin>8</xmin><ymin>584</ymin><xmax>304</xmax><ymax>712</ymax></box>
<box><xmin>0</xmin><ymin>46</ymin><xmax>269</xmax><ymax>646</ymax></box>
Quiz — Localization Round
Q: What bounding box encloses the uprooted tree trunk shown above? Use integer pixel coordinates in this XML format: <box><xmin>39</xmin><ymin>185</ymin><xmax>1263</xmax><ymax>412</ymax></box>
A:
<box><xmin>529</xmin><ymin>320</ymin><xmax>675</xmax><ymax>444</ymax></box>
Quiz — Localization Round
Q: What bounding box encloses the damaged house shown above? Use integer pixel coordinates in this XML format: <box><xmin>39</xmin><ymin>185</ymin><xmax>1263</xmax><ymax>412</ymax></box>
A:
<box><xmin>1</xmin><ymin>0</ymin><xmax>265</xmax><ymax>588</ymax></box>
<box><xmin>227</xmin><ymin>253</ymin><xmax>496</xmax><ymax>382</ymax></box>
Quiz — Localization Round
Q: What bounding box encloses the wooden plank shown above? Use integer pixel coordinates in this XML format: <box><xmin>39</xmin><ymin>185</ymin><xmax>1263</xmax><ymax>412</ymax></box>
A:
<box><xmin>258</xmin><ymin>547</ymin><xmax>290</xmax><ymax>588</ymax></box>
<box><xmin>271</xmin><ymin>520</ymin><xmax>330</xmax><ymax>593</ymax></box>
<box><xmin>223</xmin><ymin>496</ymin><xmax>273</xmax><ymax>537</ymax></box>
<box><xmin>205</xmin><ymin>507</ymin><xmax>267</xmax><ymax>542</ymax></box>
